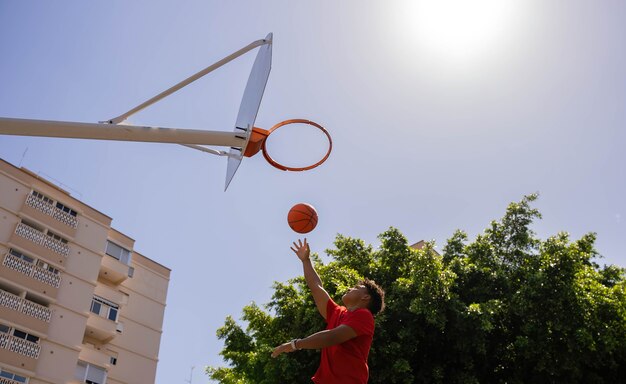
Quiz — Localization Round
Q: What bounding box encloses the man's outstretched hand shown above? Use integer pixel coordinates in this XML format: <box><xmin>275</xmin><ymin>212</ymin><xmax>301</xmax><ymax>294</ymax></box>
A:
<box><xmin>291</xmin><ymin>238</ymin><xmax>310</xmax><ymax>262</ymax></box>
<box><xmin>271</xmin><ymin>342</ymin><xmax>295</xmax><ymax>358</ymax></box>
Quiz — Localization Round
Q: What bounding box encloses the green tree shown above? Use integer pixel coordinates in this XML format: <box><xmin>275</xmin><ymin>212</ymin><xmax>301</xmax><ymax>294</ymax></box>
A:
<box><xmin>207</xmin><ymin>195</ymin><xmax>626</xmax><ymax>383</ymax></box>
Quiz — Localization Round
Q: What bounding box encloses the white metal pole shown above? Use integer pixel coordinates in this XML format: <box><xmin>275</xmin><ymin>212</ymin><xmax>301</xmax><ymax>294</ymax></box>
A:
<box><xmin>106</xmin><ymin>37</ymin><xmax>271</xmax><ymax>124</ymax></box>
<box><xmin>0</xmin><ymin>117</ymin><xmax>246</xmax><ymax>147</ymax></box>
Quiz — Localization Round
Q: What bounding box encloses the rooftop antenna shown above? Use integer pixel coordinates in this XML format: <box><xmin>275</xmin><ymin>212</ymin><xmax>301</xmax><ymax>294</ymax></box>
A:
<box><xmin>185</xmin><ymin>366</ymin><xmax>194</xmax><ymax>384</ymax></box>
<box><xmin>18</xmin><ymin>147</ymin><xmax>28</xmax><ymax>167</ymax></box>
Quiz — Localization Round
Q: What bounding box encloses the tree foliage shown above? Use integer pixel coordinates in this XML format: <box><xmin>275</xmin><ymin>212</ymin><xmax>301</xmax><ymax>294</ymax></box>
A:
<box><xmin>207</xmin><ymin>195</ymin><xmax>626</xmax><ymax>383</ymax></box>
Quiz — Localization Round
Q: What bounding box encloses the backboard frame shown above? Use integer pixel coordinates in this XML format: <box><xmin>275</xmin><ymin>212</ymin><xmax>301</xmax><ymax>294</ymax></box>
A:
<box><xmin>226</xmin><ymin>33</ymin><xmax>273</xmax><ymax>190</ymax></box>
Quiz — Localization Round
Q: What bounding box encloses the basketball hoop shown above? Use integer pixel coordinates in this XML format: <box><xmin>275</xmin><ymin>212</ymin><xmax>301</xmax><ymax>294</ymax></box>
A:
<box><xmin>243</xmin><ymin>119</ymin><xmax>332</xmax><ymax>171</ymax></box>
<box><xmin>0</xmin><ymin>34</ymin><xmax>332</xmax><ymax>189</ymax></box>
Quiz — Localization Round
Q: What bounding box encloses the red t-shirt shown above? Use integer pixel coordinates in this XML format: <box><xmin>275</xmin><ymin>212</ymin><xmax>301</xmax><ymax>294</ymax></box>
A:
<box><xmin>311</xmin><ymin>298</ymin><xmax>375</xmax><ymax>384</ymax></box>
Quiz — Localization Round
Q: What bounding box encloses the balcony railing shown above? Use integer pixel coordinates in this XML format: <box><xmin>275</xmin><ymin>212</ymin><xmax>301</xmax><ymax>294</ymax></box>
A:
<box><xmin>0</xmin><ymin>333</ymin><xmax>40</xmax><ymax>359</ymax></box>
<box><xmin>0</xmin><ymin>376</ymin><xmax>29</xmax><ymax>384</ymax></box>
<box><xmin>3</xmin><ymin>253</ymin><xmax>61</xmax><ymax>288</ymax></box>
<box><xmin>25</xmin><ymin>194</ymin><xmax>78</xmax><ymax>229</ymax></box>
<box><xmin>0</xmin><ymin>289</ymin><xmax>52</xmax><ymax>323</ymax></box>
<box><xmin>14</xmin><ymin>223</ymin><xmax>70</xmax><ymax>257</ymax></box>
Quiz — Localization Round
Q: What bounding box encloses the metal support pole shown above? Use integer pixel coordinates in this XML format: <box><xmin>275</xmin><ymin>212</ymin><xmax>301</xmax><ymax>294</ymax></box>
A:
<box><xmin>106</xmin><ymin>38</ymin><xmax>271</xmax><ymax>124</ymax></box>
<box><xmin>0</xmin><ymin>117</ymin><xmax>246</xmax><ymax>147</ymax></box>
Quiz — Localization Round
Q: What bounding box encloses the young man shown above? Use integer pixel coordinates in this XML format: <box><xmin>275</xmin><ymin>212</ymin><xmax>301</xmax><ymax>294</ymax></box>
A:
<box><xmin>272</xmin><ymin>239</ymin><xmax>385</xmax><ymax>384</ymax></box>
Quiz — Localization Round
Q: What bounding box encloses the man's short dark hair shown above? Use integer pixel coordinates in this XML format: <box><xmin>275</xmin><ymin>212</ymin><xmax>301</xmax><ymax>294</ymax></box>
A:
<box><xmin>361</xmin><ymin>278</ymin><xmax>385</xmax><ymax>315</ymax></box>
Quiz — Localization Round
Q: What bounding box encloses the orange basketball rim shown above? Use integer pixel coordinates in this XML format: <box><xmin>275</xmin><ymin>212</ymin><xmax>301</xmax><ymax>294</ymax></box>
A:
<box><xmin>243</xmin><ymin>119</ymin><xmax>333</xmax><ymax>171</ymax></box>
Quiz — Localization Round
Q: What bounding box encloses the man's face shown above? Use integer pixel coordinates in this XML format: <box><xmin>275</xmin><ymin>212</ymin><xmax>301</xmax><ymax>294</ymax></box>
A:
<box><xmin>342</xmin><ymin>285</ymin><xmax>369</xmax><ymax>307</ymax></box>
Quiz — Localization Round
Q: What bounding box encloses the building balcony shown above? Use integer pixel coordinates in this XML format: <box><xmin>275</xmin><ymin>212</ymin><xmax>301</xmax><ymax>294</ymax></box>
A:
<box><xmin>0</xmin><ymin>253</ymin><xmax>60</xmax><ymax>298</ymax></box>
<box><xmin>0</xmin><ymin>289</ymin><xmax>51</xmax><ymax>335</ymax></box>
<box><xmin>85</xmin><ymin>313</ymin><xmax>117</xmax><ymax>343</ymax></box>
<box><xmin>22</xmin><ymin>194</ymin><xmax>78</xmax><ymax>237</ymax></box>
<box><xmin>78</xmin><ymin>344</ymin><xmax>112</xmax><ymax>371</ymax></box>
<box><xmin>14</xmin><ymin>223</ymin><xmax>69</xmax><ymax>257</ymax></box>
<box><xmin>0</xmin><ymin>333</ymin><xmax>40</xmax><ymax>371</ymax></box>
<box><xmin>9</xmin><ymin>223</ymin><xmax>69</xmax><ymax>267</ymax></box>
<box><xmin>99</xmin><ymin>255</ymin><xmax>132</xmax><ymax>284</ymax></box>
<box><xmin>0</xmin><ymin>376</ymin><xmax>31</xmax><ymax>384</ymax></box>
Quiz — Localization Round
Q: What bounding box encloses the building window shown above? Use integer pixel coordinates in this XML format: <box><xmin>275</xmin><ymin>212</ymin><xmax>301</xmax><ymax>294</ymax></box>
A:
<box><xmin>9</xmin><ymin>248</ymin><xmax>34</xmax><ymax>264</ymax></box>
<box><xmin>105</xmin><ymin>241</ymin><xmax>131</xmax><ymax>265</ymax></box>
<box><xmin>8</xmin><ymin>248</ymin><xmax>59</xmax><ymax>274</ymax></box>
<box><xmin>55</xmin><ymin>202</ymin><xmax>78</xmax><ymax>217</ymax></box>
<box><xmin>36</xmin><ymin>260</ymin><xmax>60</xmax><ymax>275</ymax></box>
<box><xmin>12</xmin><ymin>329</ymin><xmax>40</xmax><ymax>343</ymax></box>
<box><xmin>21</xmin><ymin>219</ymin><xmax>44</xmax><ymax>232</ymax></box>
<box><xmin>31</xmin><ymin>190</ymin><xmax>78</xmax><ymax>217</ymax></box>
<box><xmin>90</xmin><ymin>300</ymin><xmax>101</xmax><ymax>315</ymax></box>
<box><xmin>107</xmin><ymin>307</ymin><xmax>118</xmax><ymax>321</ymax></box>
<box><xmin>0</xmin><ymin>368</ymin><xmax>28</xmax><ymax>383</ymax></box>
<box><xmin>90</xmin><ymin>296</ymin><xmax>119</xmax><ymax>322</ymax></box>
<box><xmin>75</xmin><ymin>361</ymin><xmax>107</xmax><ymax>384</ymax></box>
<box><xmin>0</xmin><ymin>324</ymin><xmax>39</xmax><ymax>344</ymax></box>
<box><xmin>110</xmin><ymin>356</ymin><xmax>117</xmax><ymax>365</ymax></box>
<box><xmin>31</xmin><ymin>190</ymin><xmax>53</xmax><ymax>205</ymax></box>
<box><xmin>47</xmin><ymin>231</ymin><xmax>68</xmax><ymax>244</ymax></box>
<box><xmin>21</xmin><ymin>220</ymin><xmax>69</xmax><ymax>244</ymax></box>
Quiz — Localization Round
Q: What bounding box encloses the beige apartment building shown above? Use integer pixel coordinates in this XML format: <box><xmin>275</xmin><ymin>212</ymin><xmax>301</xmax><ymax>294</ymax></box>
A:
<box><xmin>0</xmin><ymin>159</ymin><xmax>170</xmax><ymax>384</ymax></box>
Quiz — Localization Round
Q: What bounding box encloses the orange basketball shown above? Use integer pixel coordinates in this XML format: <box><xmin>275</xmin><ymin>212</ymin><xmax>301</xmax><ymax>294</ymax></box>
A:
<box><xmin>288</xmin><ymin>203</ymin><xmax>318</xmax><ymax>234</ymax></box>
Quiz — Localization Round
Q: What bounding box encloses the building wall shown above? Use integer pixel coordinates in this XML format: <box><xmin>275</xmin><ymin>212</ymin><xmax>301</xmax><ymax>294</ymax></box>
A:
<box><xmin>0</xmin><ymin>159</ymin><xmax>170</xmax><ymax>384</ymax></box>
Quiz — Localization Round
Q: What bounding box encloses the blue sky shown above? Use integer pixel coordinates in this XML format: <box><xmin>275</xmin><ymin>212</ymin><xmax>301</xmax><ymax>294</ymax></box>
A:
<box><xmin>1</xmin><ymin>1</ymin><xmax>625</xmax><ymax>383</ymax></box>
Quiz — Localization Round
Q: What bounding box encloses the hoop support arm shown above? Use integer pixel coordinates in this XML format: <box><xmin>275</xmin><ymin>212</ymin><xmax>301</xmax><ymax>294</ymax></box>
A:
<box><xmin>0</xmin><ymin>117</ymin><xmax>246</xmax><ymax>147</ymax></box>
<box><xmin>106</xmin><ymin>37</ymin><xmax>271</xmax><ymax>124</ymax></box>
<box><xmin>180</xmin><ymin>144</ymin><xmax>233</xmax><ymax>157</ymax></box>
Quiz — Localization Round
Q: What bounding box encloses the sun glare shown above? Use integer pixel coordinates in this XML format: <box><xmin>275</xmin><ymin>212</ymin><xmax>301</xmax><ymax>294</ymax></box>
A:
<box><xmin>404</xmin><ymin>0</ymin><xmax>523</xmax><ymax>65</ymax></box>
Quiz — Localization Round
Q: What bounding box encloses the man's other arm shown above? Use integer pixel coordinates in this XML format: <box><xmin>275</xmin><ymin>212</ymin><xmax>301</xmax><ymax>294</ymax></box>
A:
<box><xmin>271</xmin><ymin>325</ymin><xmax>357</xmax><ymax>357</ymax></box>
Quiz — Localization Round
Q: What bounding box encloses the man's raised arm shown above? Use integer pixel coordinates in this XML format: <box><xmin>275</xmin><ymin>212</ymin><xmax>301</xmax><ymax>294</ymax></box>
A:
<box><xmin>292</xmin><ymin>239</ymin><xmax>331</xmax><ymax>320</ymax></box>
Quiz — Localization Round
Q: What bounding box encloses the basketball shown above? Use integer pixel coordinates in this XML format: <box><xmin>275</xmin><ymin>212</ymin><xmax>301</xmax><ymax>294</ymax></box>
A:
<box><xmin>288</xmin><ymin>203</ymin><xmax>318</xmax><ymax>234</ymax></box>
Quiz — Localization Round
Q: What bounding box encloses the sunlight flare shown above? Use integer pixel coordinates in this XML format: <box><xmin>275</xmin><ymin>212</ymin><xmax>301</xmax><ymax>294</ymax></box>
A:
<box><xmin>406</xmin><ymin>0</ymin><xmax>524</xmax><ymax>64</ymax></box>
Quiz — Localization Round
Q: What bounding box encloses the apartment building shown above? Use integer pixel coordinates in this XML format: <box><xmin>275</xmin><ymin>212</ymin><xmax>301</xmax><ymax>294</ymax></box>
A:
<box><xmin>0</xmin><ymin>159</ymin><xmax>170</xmax><ymax>384</ymax></box>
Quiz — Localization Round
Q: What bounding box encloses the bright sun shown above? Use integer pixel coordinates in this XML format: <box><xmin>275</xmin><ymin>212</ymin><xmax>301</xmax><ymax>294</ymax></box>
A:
<box><xmin>404</xmin><ymin>0</ymin><xmax>523</xmax><ymax>65</ymax></box>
